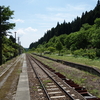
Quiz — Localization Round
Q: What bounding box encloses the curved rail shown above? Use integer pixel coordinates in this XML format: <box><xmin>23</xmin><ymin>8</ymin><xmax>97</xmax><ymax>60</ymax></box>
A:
<box><xmin>27</xmin><ymin>54</ymin><xmax>85</xmax><ymax>100</ymax></box>
<box><xmin>31</xmin><ymin>53</ymin><xmax>100</xmax><ymax>100</ymax></box>
<box><xmin>27</xmin><ymin>54</ymin><xmax>51</xmax><ymax>100</ymax></box>
<box><xmin>30</xmin><ymin>55</ymin><xmax>75</xmax><ymax>100</ymax></box>
<box><xmin>32</xmin><ymin>53</ymin><xmax>100</xmax><ymax>77</ymax></box>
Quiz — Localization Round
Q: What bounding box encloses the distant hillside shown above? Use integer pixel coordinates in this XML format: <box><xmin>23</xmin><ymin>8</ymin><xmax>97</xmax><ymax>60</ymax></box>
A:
<box><xmin>29</xmin><ymin>1</ymin><xmax>100</xmax><ymax>49</ymax></box>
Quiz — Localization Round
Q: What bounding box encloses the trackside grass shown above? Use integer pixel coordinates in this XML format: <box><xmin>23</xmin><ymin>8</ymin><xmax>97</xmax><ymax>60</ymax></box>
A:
<box><xmin>43</xmin><ymin>54</ymin><xmax>100</xmax><ymax>69</ymax></box>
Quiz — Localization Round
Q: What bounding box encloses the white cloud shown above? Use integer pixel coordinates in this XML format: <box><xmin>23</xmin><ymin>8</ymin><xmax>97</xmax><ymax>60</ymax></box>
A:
<box><xmin>14</xmin><ymin>27</ymin><xmax>37</xmax><ymax>36</ymax></box>
<box><xmin>20</xmin><ymin>32</ymin><xmax>43</xmax><ymax>48</ymax></box>
<box><xmin>35</xmin><ymin>12</ymin><xmax>76</xmax><ymax>24</ymax></box>
<box><xmin>35</xmin><ymin>3</ymin><xmax>92</xmax><ymax>24</ymax></box>
<box><xmin>12</xmin><ymin>19</ymin><xmax>24</xmax><ymax>23</ymax></box>
<box><xmin>47</xmin><ymin>7</ymin><xmax>65</xmax><ymax>12</ymax></box>
<box><xmin>66</xmin><ymin>4</ymin><xmax>91</xmax><ymax>11</ymax></box>
<box><xmin>11</xmin><ymin>27</ymin><xmax>39</xmax><ymax>48</ymax></box>
<box><xmin>25</xmin><ymin>27</ymin><xmax>37</xmax><ymax>32</ymax></box>
<box><xmin>11</xmin><ymin>3</ymin><xmax>93</xmax><ymax>48</ymax></box>
<box><xmin>47</xmin><ymin>4</ymin><xmax>90</xmax><ymax>12</ymax></box>
<box><xmin>16</xmin><ymin>29</ymin><xmax>26</xmax><ymax>35</ymax></box>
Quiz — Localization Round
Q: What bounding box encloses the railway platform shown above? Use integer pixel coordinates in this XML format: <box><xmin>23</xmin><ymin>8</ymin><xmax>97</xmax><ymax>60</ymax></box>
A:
<box><xmin>15</xmin><ymin>54</ymin><xmax>30</xmax><ymax>100</ymax></box>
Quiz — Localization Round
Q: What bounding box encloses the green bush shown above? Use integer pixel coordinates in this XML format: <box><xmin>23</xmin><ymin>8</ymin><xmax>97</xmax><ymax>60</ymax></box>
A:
<box><xmin>73</xmin><ymin>49</ymin><xmax>84</xmax><ymax>57</ymax></box>
<box><xmin>83</xmin><ymin>49</ymin><xmax>96</xmax><ymax>59</ymax></box>
<box><xmin>73</xmin><ymin>49</ymin><xmax>96</xmax><ymax>59</ymax></box>
<box><xmin>2</xmin><ymin>55</ymin><xmax>7</xmax><ymax>63</ymax></box>
<box><xmin>96</xmin><ymin>49</ymin><xmax>100</xmax><ymax>57</ymax></box>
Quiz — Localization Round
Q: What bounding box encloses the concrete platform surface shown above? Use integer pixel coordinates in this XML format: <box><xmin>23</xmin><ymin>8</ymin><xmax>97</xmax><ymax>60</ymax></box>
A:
<box><xmin>15</xmin><ymin>54</ymin><xmax>30</xmax><ymax>100</ymax></box>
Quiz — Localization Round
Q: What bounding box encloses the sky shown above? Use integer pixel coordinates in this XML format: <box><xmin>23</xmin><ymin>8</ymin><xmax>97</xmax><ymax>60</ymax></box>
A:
<box><xmin>1</xmin><ymin>0</ymin><xmax>98</xmax><ymax>48</ymax></box>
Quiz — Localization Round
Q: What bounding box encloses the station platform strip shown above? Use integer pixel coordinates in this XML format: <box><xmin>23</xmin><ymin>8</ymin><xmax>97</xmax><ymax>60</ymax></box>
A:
<box><xmin>15</xmin><ymin>54</ymin><xmax>30</xmax><ymax>100</ymax></box>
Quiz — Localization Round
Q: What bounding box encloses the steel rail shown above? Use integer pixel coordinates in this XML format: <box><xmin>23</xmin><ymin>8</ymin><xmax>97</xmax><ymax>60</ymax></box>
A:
<box><xmin>27</xmin><ymin>54</ymin><xmax>51</xmax><ymax>100</ymax></box>
<box><xmin>29</xmin><ymin>54</ymin><xmax>75</xmax><ymax>100</ymax></box>
<box><xmin>30</xmin><ymin>54</ymin><xmax>100</xmax><ymax>100</ymax></box>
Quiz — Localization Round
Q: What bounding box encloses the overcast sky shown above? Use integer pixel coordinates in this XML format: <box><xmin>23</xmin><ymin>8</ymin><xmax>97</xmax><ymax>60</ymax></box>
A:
<box><xmin>1</xmin><ymin>0</ymin><xmax>98</xmax><ymax>48</ymax></box>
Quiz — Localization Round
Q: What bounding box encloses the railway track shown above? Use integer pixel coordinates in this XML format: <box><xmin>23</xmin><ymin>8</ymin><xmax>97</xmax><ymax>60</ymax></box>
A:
<box><xmin>27</xmin><ymin>54</ymin><xmax>86</xmax><ymax>100</ymax></box>
<box><xmin>0</xmin><ymin>54</ymin><xmax>23</xmax><ymax>89</ymax></box>
<box><xmin>29</xmin><ymin>54</ymin><xmax>100</xmax><ymax>100</ymax></box>
<box><xmin>32</xmin><ymin>53</ymin><xmax>100</xmax><ymax>77</ymax></box>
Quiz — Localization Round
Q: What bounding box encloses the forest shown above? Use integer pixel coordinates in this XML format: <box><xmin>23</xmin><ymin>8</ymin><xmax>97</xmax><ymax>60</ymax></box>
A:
<box><xmin>30</xmin><ymin>18</ymin><xmax>100</xmax><ymax>59</ymax></box>
<box><xmin>29</xmin><ymin>2</ymin><xmax>100</xmax><ymax>48</ymax></box>
<box><xmin>29</xmin><ymin>2</ymin><xmax>100</xmax><ymax>59</ymax></box>
<box><xmin>2</xmin><ymin>35</ymin><xmax>23</xmax><ymax>63</ymax></box>
<box><xmin>0</xmin><ymin>6</ymin><xmax>24</xmax><ymax>65</ymax></box>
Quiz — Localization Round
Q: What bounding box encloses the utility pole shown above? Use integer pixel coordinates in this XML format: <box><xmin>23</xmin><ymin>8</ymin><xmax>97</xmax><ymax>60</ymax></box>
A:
<box><xmin>18</xmin><ymin>37</ymin><xmax>20</xmax><ymax>55</ymax></box>
<box><xmin>18</xmin><ymin>37</ymin><xmax>19</xmax><ymax>45</ymax></box>
<box><xmin>15</xmin><ymin>32</ymin><xmax>16</xmax><ymax>43</ymax></box>
<box><xmin>0</xmin><ymin>6</ymin><xmax>2</xmax><ymax>65</ymax></box>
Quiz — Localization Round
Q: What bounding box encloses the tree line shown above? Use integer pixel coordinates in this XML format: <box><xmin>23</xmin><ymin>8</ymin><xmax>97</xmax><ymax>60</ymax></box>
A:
<box><xmin>30</xmin><ymin>18</ymin><xmax>100</xmax><ymax>59</ymax></box>
<box><xmin>0</xmin><ymin>6</ymin><xmax>24</xmax><ymax>65</ymax></box>
<box><xmin>29</xmin><ymin>2</ymin><xmax>100</xmax><ymax>49</ymax></box>
<box><xmin>2</xmin><ymin>35</ymin><xmax>23</xmax><ymax>63</ymax></box>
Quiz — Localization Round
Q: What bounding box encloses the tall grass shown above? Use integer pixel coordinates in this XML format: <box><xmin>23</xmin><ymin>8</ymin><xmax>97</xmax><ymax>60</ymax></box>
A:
<box><xmin>44</xmin><ymin>54</ymin><xmax>100</xmax><ymax>69</ymax></box>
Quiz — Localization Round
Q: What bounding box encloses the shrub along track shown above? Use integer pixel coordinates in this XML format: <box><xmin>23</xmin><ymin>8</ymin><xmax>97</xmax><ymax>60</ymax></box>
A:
<box><xmin>31</xmin><ymin>54</ymin><xmax>100</xmax><ymax>98</ymax></box>
<box><xmin>0</xmin><ymin>54</ymin><xmax>24</xmax><ymax>100</ymax></box>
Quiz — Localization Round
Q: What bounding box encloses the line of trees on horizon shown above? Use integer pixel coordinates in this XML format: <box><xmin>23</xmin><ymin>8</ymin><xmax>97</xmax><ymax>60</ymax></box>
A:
<box><xmin>29</xmin><ymin>2</ymin><xmax>100</xmax><ymax>49</ymax></box>
<box><xmin>29</xmin><ymin>18</ymin><xmax>100</xmax><ymax>59</ymax></box>
<box><xmin>0</xmin><ymin>6</ymin><xmax>24</xmax><ymax>65</ymax></box>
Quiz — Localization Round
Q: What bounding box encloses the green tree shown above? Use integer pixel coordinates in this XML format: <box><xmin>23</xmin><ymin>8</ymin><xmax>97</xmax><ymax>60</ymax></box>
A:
<box><xmin>80</xmin><ymin>23</ymin><xmax>91</xmax><ymax>30</ymax></box>
<box><xmin>2</xmin><ymin>36</ymin><xmax>20</xmax><ymax>62</ymax></box>
<box><xmin>9</xmin><ymin>35</ymin><xmax>16</xmax><ymax>43</ymax></box>
<box><xmin>59</xmin><ymin>34</ymin><xmax>67</xmax><ymax>45</ymax></box>
<box><xmin>56</xmin><ymin>40</ymin><xmax>63</xmax><ymax>55</ymax></box>
<box><xmin>91</xmin><ymin>28</ymin><xmax>100</xmax><ymax>48</ymax></box>
<box><xmin>31</xmin><ymin>47</ymin><xmax>35</xmax><ymax>51</ymax></box>
<box><xmin>0</xmin><ymin>6</ymin><xmax>15</xmax><ymax>36</ymax></box>
<box><xmin>0</xmin><ymin>6</ymin><xmax>15</xmax><ymax>65</ymax></box>
<box><xmin>48</xmin><ymin>47</ymin><xmax>55</xmax><ymax>54</ymax></box>
<box><xmin>94</xmin><ymin>18</ymin><xmax>100</xmax><ymax>28</ymax></box>
<box><xmin>37</xmin><ymin>45</ymin><xmax>45</xmax><ymax>55</ymax></box>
